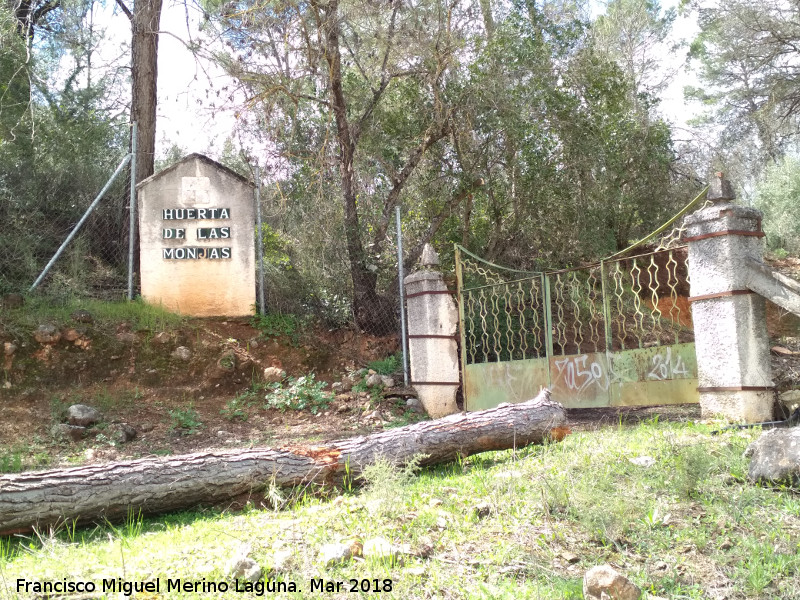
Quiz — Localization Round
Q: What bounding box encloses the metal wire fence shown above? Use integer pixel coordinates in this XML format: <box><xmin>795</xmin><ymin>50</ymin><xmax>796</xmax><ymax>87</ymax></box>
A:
<box><xmin>0</xmin><ymin>140</ymin><xmax>134</xmax><ymax>302</ymax></box>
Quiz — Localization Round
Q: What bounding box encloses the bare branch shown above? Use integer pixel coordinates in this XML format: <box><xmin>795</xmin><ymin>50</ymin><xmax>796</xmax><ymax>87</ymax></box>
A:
<box><xmin>115</xmin><ymin>0</ymin><xmax>133</xmax><ymax>22</ymax></box>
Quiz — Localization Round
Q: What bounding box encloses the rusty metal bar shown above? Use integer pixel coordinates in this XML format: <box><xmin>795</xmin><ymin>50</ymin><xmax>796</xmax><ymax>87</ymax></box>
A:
<box><xmin>682</xmin><ymin>230</ymin><xmax>765</xmax><ymax>242</ymax></box>
<box><xmin>405</xmin><ymin>290</ymin><xmax>453</xmax><ymax>299</ymax></box>
<box><xmin>688</xmin><ymin>289</ymin><xmax>755</xmax><ymax>302</ymax></box>
<box><xmin>698</xmin><ymin>386</ymin><xmax>774</xmax><ymax>392</ymax></box>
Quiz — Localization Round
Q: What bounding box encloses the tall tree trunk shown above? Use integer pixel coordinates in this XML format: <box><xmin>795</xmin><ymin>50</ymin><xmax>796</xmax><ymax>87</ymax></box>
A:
<box><xmin>317</xmin><ymin>0</ymin><xmax>393</xmax><ymax>335</ymax></box>
<box><xmin>131</xmin><ymin>0</ymin><xmax>161</xmax><ymax>183</ymax></box>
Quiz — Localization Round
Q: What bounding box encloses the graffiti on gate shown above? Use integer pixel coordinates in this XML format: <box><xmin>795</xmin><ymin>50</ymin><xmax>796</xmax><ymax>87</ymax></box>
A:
<box><xmin>646</xmin><ymin>346</ymin><xmax>690</xmax><ymax>381</ymax></box>
<box><xmin>553</xmin><ymin>354</ymin><xmax>611</xmax><ymax>393</ymax></box>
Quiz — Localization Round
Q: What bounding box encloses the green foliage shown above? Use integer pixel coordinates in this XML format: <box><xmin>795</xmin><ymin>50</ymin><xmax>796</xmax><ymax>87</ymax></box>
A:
<box><xmin>0</xmin><ymin>450</ymin><xmax>23</xmax><ymax>473</ymax></box>
<box><xmin>220</xmin><ymin>395</ymin><xmax>252</xmax><ymax>422</ymax></box>
<box><xmin>168</xmin><ymin>405</ymin><xmax>203</xmax><ymax>434</ymax></box>
<box><xmin>249</xmin><ymin>312</ymin><xmax>305</xmax><ymax>344</ymax></box>
<box><xmin>366</xmin><ymin>353</ymin><xmax>401</xmax><ymax>376</ymax></box>
<box><xmin>755</xmin><ymin>156</ymin><xmax>800</xmax><ymax>253</ymax></box>
<box><xmin>264</xmin><ymin>374</ymin><xmax>333</xmax><ymax>414</ymax></box>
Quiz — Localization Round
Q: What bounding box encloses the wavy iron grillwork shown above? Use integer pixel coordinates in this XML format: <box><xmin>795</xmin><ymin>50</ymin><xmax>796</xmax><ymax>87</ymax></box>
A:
<box><xmin>456</xmin><ymin>246</ymin><xmax>693</xmax><ymax>365</ymax></box>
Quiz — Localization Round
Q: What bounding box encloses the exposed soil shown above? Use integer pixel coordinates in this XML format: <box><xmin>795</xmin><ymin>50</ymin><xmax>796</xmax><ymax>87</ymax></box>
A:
<box><xmin>0</xmin><ymin>315</ymin><xmax>416</xmax><ymax>470</ymax></box>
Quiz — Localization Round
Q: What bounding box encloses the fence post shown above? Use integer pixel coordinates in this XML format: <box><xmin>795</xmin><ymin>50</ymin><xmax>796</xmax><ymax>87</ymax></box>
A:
<box><xmin>684</xmin><ymin>172</ymin><xmax>774</xmax><ymax>422</ymax></box>
<box><xmin>404</xmin><ymin>244</ymin><xmax>459</xmax><ymax>418</ymax></box>
<box><xmin>127</xmin><ymin>121</ymin><xmax>138</xmax><ymax>300</ymax></box>
<box><xmin>395</xmin><ymin>206</ymin><xmax>409</xmax><ymax>387</ymax></box>
<box><xmin>254</xmin><ymin>165</ymin><xmax>266</xmax><ymax>315</ymax></box>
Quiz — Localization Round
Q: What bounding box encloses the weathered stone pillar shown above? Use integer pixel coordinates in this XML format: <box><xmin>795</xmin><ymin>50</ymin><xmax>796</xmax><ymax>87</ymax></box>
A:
<box><xmin>684</xmin><ymin>174</ymin><xmax>774</xmax><ymax>422</ymax></box>
<box><xmin>404</xmin><ymin>244</ymin><xmax>459</xmax><ymax>419</ymax></box>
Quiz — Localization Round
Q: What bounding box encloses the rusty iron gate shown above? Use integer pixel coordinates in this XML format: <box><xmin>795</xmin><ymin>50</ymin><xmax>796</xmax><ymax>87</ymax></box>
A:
<box><xmin>455</xmin><ymin>245</ymin><xmax>699</xmax><ymax>410</ymax></box>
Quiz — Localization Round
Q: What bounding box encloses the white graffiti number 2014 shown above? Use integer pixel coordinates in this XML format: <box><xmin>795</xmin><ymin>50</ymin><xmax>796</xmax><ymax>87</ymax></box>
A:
<box><xmin>647</xmin><ymin>347</ymin><xmax>689</xmax><ymax>381</ymax></box>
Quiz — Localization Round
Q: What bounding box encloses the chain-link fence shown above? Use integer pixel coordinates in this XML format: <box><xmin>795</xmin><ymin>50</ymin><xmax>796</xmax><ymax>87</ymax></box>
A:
<box><xmin>0</xmin><ymin>141</ymin><xmax>134</xmax><ymax>302</ymax></box>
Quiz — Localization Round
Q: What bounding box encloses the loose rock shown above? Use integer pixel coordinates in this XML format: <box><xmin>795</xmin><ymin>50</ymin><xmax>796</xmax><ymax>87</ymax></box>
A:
<box><xmin>746</xmin><ymin>427</ymin><xmax>800</xmax><ymax>485</ymax></box>
<box><xmin>51</xmin><ymin>423</ymin><xmax>87</xmax><ymax>442</ymax></box>
<box><xmin>151</xmin><ymin>331</ymin><xmax>171</xmax><ymax>345</ymax></box>
<box><xmin>34</xmin><ymin>324</ymin><xmax>61</xmax><ymax>345</ymax></box>
<box><xmin>473</xmin><ymin>502</ymin><xmax>492</xmax><ymax>518</ymax></box>
<box><xmin>70</xmin><ymin>309</ymin><xmax>93</xmax><ymax>324</ymax></box>
<box><xmin>227</xmin><ymin>555</ymin><xmax>262</xmax><ymax>583</ymax></box>
<box><xmin>263</xmin><ymin>366</ymin><xmax>286</xmax><ymax>384</ymax></box>
<box><xmin>4</xmin><ymin>342</ymin><xmax>17</xmax><ymax>356</ymax></box>
<box><xmin>406</xmin><ymin>397</ymin><xmax>424</xmax><ymax>412</ymax></box>
<box><xmin>116</xmin><ymin>332</ymin><xmax>138</xmax><ymax>344</ymax></box>
<box><xmin>318</xmin><ymin>542</ymin><xmax>352</xmax><ymax>566</ymax></box>
<box><xmin>110</xmin><ymin>423</ymin><xmax>137</xmax><ymax>444</ymax></box>
<box><xmin>270</xmin><ymin>549</ymin><xmax>293</xmax><ymax>573</ymax></box>
<box><xmin>583</xmin><ymin>565</ymin><xmax>641</xmax><ymax>600</ymax></box>
<box><xmin>381</xmin><ymin>376</ymin><xmax>395</xmax><ymax>388</ymax></box>
<box><xmin>365</xmin><ymin>373</ymin><xmax>383</xmax><ymax>387</ymax></box>
<box><xmin>171</xmin><ymin>346</ymin><xmax>192</xmax><ymax>361</ymax></box>
<box><xmin>67</xmin><ymin>404</ymin><xmax>101</xmax><ymax>427</ymax></box>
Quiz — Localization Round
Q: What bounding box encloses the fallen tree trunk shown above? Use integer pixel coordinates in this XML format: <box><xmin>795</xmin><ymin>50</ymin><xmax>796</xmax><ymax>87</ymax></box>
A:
<box><xmin>0</xmin><ymin>389</ymin><xmax>565</xmax><ymax>534</ymax></box>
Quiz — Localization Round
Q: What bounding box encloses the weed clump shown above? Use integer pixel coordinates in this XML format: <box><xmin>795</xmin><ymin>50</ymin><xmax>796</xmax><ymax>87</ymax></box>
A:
<box><xmin>264</xmin><ymin>374</ymin><xmax>332</xmax><ymax>414</ymax></box>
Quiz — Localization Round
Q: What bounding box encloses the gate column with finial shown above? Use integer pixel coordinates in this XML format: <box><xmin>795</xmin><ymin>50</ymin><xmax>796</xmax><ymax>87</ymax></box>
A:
<box><xmin>684</xmin><ymin>173</ymin><xmax>774</xmax><ymax>422</ymax></box>
<box><xmin>404</xmin><ymin>243</ymin><xmax>460</xmax><ymax>419</ymax></box>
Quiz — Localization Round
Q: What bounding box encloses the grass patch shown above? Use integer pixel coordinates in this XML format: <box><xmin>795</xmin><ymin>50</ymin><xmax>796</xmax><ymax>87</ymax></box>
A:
<box><xmin>167</xmin><ymin>404</ymin><xmax>203</xmax><ymax>434</ymax></box>
<box><xmin>0</xmin><ymin>296</ymin><xmax>184</xmax><ymax>337</ymax></box>
<box><xmin>366</xmin><ymin>353</ymin><xmax>401</xmax><ymax>376</ymax></box>
<box><xmin>2</xmin><ymin>420</ymin><xmax>799</xmax><ymax>599</ymax></box>
<box><xmin>249</xmin><ymin>312</ymin><xmax>307</xmax><ymax>345</ymax></box>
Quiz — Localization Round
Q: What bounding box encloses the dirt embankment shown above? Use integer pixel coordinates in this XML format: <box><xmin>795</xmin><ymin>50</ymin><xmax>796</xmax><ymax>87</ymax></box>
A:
<box><xmin>0</xmin><ymin>313</ymin><xmax>411</xmax><ymax>469</ymax></box>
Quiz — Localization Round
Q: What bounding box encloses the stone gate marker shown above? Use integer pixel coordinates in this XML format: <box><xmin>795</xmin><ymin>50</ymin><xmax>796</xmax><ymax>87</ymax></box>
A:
<box><xmin>137</xmin><ymin>154</ymin><xmax>256</xmax><ymax>316</ymax></box>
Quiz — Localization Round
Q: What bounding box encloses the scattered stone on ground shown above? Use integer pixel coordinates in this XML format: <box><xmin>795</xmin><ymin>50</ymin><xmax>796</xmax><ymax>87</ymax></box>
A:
<box><xmin>318</xmin><ymin>542</ymin><xmax>353</xmax><ymax>566</ymax></box>
<box><xmin>263</xmin><ymin>366</ymin><xmax>285</xmax><ymax>383</ymax></box>
<box><xmin>381</xmin><ymin>376</ymin><xmax>395</xmax><ymax>388</ymax></box>
<box><xmin>171</xmin><ymin>346</ymin><xmax>191</xmax><ymax>361</ymax></box>
<box><xmin>406</xmin><ymin>397</ymin><xmax>424</xmax><ymax>412</ymax></box>
<box><xmin>226</xmin><ymin>554</ymin><xmax>262</xmax><ymax>583</ymax></box>
<box><xmin>110</xmin><ymin>423</ymin><xmax>137</xmax><ymax>444</ymax></box>
<box><xmin>339</xmin><ymin>376</ymin><xmax>355</xmax><ymax>392</ymax></box>
<box><xmin>67</xmin><ymin>404</ymin><xmax>101</xmax><ymax>427</ymax></box>
<box><xmin>560</xmin><ymin>550</ymin><xmax>579</xmax><ymax>564</ymax></box>
<box><xmin>34</xmin><ymin>324</ymin><xmax>61</xmax><ymax>344</ymax></box>
<box><xmin>629</xmin><ymin>456</ymin><xmax>656</xmax><ymax>468</ymax></box>
<box><xmin>209</xmin><ymin>351</ymin><xmax>236</xmax><ymax>379</ymax></box>
<box><xmin>151</xmin><ymin>331</ymin><xmax>171</xmax><ymax>345</ymax></box>
<box><xmin>473</xmin><ymin>502</ymin><xmax>493</xmax><ymax>518</ymax></box>
<box><xmin>746</xmin><ymin>427</ymin><xmax>800</xmax><ymax>485</ymax></box>
<box><xmin>365</xmin><ymin>373</ymin><xmax>383</xmax><ymax>387</ymax></box>
<box><xmin>51</xmin><ymin>423</ymin><xmax>87</xmax><ymax>442</ymax></box>
<box><xmin>70</xmin><ymin>309</ymin><xmax>93</xmax><ymax>324</ymax></box>
<box><xmin>583</xmin><ymin>565</ymin><xmax>641</xmax><ymax>600</ymax></box>
<box><xmin>116</xmin><ymin>331</ymin><xmax>137</xmax><ymax>344</ymax></box>
<box><xmin>270</xmin><ymin>549</ymin><xmax>293</xmax><ymax>573</ymax></box>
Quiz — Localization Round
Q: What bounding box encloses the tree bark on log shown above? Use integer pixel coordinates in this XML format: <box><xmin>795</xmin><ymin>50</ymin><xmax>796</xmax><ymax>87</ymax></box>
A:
<box><xmin>0</xmin><ymin>389</ymin><xmax>565</xmax><ymax>535</ymax></box>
